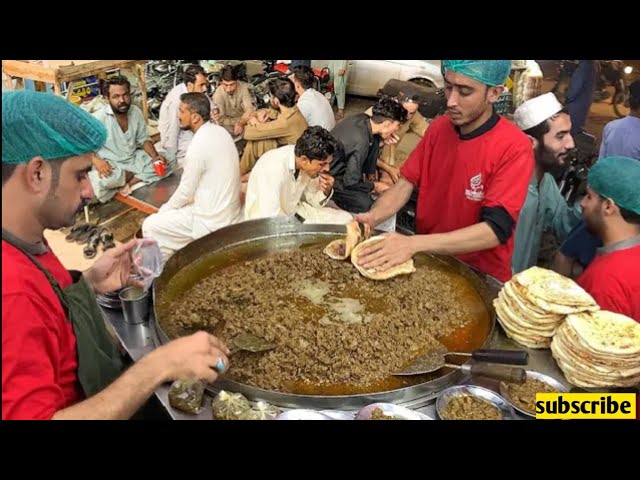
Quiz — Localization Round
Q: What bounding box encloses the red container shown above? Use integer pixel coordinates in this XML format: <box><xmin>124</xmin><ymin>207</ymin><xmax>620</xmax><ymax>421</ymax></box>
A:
<box><xmin>153</xmin><ymin>159</ymin><xmax>166</xmax><ymax>177</ymax></box>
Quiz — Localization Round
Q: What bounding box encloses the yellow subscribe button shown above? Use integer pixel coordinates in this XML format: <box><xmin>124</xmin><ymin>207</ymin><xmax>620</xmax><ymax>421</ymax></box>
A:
<box><xmin>535</xmin><ymin>393</ymin><xmax>636</xmax><ymax>419</ymax></box>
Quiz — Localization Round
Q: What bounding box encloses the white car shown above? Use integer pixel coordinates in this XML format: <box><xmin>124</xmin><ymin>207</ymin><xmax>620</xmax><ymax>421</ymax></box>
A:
<box><xmin>311</xmin><ymin>60</ymin><xmax>444</xmax><ymax>97</ymax></box>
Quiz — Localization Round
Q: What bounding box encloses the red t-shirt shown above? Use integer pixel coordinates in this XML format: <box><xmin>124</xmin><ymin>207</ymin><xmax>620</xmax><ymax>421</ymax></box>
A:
<box><xmin>577</xmin><ymin>244</ymin><xmax>640</xmax><ymax>322</ymax></box>
<box><xmin>2</xmin><ymin>240</ymin><xmax>84</xmax><ymax>420</ymax></box>
<box><xmin>400</xmin><ymin>115</ymin><xmax>534</xmax><ymax>282</ymax></box>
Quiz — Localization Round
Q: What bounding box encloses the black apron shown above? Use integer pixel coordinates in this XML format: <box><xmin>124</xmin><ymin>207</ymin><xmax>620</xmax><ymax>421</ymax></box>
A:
<box><xmin>3</xmin><ymin>233</ymin><xmax>124</xmax><ymax>398</ymax></box>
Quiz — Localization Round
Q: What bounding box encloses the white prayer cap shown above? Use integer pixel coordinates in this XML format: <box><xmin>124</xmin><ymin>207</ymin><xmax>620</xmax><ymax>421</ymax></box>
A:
<box><xmin>513</xmin><ymin>92</ymin><xmax>564</xmax><ymax>131</ymax></box>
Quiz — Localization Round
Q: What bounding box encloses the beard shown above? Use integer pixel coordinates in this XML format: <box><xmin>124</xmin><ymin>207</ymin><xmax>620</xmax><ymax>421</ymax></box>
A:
<box><xmin>583</xmin><ymin>212</ymin><xmax>603</xmax><ymax>237</ymax></box>
<box><xmin>112</xmin><ymin>101</ymin><xmax>131</xmax><ymax>114</ymax></box>
<box><xmin>535</xmin><ymin>143</ymin><xmax>557</xmax><ymax>172</ymax></box>
<box><xmin>536</xmin><ymin>143</ymin><xmax>570</xmax><ymax>172</ymax></box>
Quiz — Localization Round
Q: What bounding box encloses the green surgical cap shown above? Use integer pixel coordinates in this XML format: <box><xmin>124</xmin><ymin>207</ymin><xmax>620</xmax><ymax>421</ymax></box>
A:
<box><xmin>2</xmin><ymin>90</ymin><xmax>107</xmax><ymax>165</ymax></box>
<box><xmin>588</xmin><ymin>156</ymin><xmax>640</xmax><ymax>215</ymax></box>
<box><xmin>442</xmin><ymin>60</ymin><xmax>512</xmax><ymax>87</ymax></box>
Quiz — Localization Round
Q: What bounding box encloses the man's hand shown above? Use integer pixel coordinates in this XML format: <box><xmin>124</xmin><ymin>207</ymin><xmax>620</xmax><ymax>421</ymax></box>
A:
<box><xmin>93</xmin><ymin>156</ymin><xmax>113</xmax><ymax>178</ymax></box>
<box><xmin>153</xmin><ymin>154</ymin><xmax>168</xmax><ymax>166</ymax></box>
<box><xmin>386</xmin><ymin>165</ymin><xmax>401</xmax><ymax>183</ymax></box>
<box><xmin>374</xmin><ymin>182</ymin><xmax>390</xmax><ymax>194</ymax></box>
<box><xmin>212</xmin><ymin>110</ymin><xmax>221</xmax><ymax>122</ymax></box>
<box><xmin>383</xmin><ymin>133</ymin><xmax>400</xmax><ymax>146</ymax></box>
<box><xmin>256</xmin><ymin>109</ymin><xmax>270</xmax><ymax>123</ymax></box>
<box><xmin>356</xmin><ymin>232</ymin><xmax>417</xmax><ymax>272</ymax></box>
<box><xmin>338</xmin><ymin>68</ymin><xmax>346</xmax><ymax>76</ymax></box>
<box><xmin>319</xmin><ymin>173</ymin><xmax>335</xmax><ymax>196</ymax></box>
<box><xmin>355</xmin><ymin>211</ymin><xmax>377</xmax><ymax>229</ymax></box>
<box><xmin>233</xmin><ymin>122</ymin><xmax>244</xmax><ymax>136</ymax></box>
<box><xmin>151</xmin><ymin>331</ymin><xmax>231</xmax><ymax>384</ymax></box>
<box><xmin>247</xmin><ymin>116</ymin><xmax>260</xmax><ymax>127</ymax></box>
<box><xmin>83</xmin><ymin>239</ymin><xmax>146</xmax><ymax>294</ymax></box>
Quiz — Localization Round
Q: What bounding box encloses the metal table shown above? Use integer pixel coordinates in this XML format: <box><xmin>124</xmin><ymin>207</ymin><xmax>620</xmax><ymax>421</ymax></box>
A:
<box><xmin>101</xmin><ymin>306</ymin><xmax>570</xmax><ymax>421</ymax></box>
<box><xmin>113</xmin><ymin>169</ymin><xmax>183</xmax><ymax>215</ymax></box>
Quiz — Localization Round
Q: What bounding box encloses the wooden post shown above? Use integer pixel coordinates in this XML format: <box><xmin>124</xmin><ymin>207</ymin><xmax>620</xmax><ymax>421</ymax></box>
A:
<box><xmin>134</xmin><ymin>62</ymin><xmax>149</xmax><ymax>121</ymax></box>
<box><xmin>53</xmin><ymin>82</ymin><xmax>62</xmax><ymax>96</ymax></box>
<box><xmin>66</xmin><ymin>80</ymin><xmax>77</xmax><ymax>100</ymax></box>
<box><xmin>4</xmin><ymin>74</ymin><xmax>14</xmax><ymax>91</ymax></box>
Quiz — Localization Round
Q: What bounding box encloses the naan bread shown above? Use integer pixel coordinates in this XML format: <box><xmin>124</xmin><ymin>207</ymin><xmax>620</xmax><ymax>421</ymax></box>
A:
<box><xmin>324</xmin><ymin>221</ymin><xmax>364</xmax><ymax>260</ymax></box>
<box><xmin>566</xmin><ymin>311</ymin><xmax>640</xmax><ymax>356</ymax></box>
<box><xmin>350</xmin><ymin>237</ymin><xmax>416</xmax><ymax>281</ymax></box>
<box><xmin>513</xmin><ymin>267</ymin><xmax>597</xmax><ymax>308</ymax></box>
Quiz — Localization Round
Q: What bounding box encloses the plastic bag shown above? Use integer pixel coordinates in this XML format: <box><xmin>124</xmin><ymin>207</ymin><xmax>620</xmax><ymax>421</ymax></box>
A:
<box><xmin>132</xmin><ymin>239</ymin><xmax>163</xmax><ymax>291</ymax></box>
<box><xmin>168</xmin><ymin>379</ymin><xmax>205</xmax><ymax>415</ymax></box>
<box><xmin>211</xmin><ymin>391</ymin><xmax>252</xmax><ymax>420</ymax></box>
<box><xmin>238</xmin><ymin>401</ymin><xmax>281</xmax><ymax>420</ymax></box>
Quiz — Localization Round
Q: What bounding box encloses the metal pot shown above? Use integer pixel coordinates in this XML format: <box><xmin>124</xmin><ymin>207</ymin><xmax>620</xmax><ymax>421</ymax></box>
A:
<box><xmin>151</xmin><ymin>217</ymin><xmax>502</xmax><ymax>410</ymax></box>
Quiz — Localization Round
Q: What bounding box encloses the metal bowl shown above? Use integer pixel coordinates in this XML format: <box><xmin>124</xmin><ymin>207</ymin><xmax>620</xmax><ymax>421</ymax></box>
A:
<box><xmin>499</xmin><ymin>371</ymin><xmax>568</xmax><ymax>418</ymax></box>
<box><xmin>356</xmin><ymin>403</ymin><xmax>433</xmax><ymax>420</ymax></box>
<box><xmin>276</xmin><ymin>409</ymin><xmax>334</xmax><ymax>420</ymax></box>
<box><xmin>436</xmin><ymin>385</ymin><xmax>515</xmax><ymax>420</ymax></box>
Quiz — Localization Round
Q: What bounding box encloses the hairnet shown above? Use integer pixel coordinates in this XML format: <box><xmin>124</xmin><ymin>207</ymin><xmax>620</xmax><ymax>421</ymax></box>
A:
<box><xmin>442</xmin><ymin>60</ymin><xmax>512</xmax><ymax>87</ymax></box>
<box><xmin>588</xmin><ymin>156</ymin><xmax>640</xmax><ymax>215</ymax></box>
<box><xmin>2</xmin><ymin>90</ymin><xmax>107</xmax><ymax>164</ymax></box>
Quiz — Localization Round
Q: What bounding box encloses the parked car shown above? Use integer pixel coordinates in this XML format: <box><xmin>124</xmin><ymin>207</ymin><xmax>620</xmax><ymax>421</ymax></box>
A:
<box><xmin>311</xmin><ymin>60</ymin><xmax>444</xmax><ymax>97</ymax></box>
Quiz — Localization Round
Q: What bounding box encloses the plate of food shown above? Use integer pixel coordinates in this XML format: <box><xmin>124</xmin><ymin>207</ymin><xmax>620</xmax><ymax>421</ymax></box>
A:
<box><xmin>436</xmin><ymin>385</ymin><xmax>515</xmax><ymax>420</ymax></box>
<box><xmin>276</xmin><ymin>409</ymin><xmax>334</xmax><ymax>420</ymax></box>
<box><xmin>319</xmin><ymin>410</ymin><xmax>356</xmax><ymax>420</ymax></box>
<box><xmin>356</xmin><ymin>403</ymin><xmax>433</xmax><ymax>420</ymax></box>
<box><xmin>500</xmin><ymin>371</ymin><xmax>568</xmax><ymax>418</ymax></box>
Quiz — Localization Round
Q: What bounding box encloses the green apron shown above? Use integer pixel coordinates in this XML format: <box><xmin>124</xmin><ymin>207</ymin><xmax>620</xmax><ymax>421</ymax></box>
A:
<box><xmin>2</xmin><ymin>232</ymin><xmax>125</xmax><ymax>398</ymax></box>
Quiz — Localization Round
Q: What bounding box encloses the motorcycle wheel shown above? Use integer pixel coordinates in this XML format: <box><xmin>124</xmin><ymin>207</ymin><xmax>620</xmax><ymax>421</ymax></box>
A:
<box><xmin>613</xmin><ymin>91</ymin><xmax>630</xmax><ymax>118</ymax></box>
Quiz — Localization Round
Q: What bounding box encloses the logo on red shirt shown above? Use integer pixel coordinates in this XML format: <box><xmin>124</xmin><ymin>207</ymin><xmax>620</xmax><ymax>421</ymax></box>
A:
<box><xmin>465</xmin><ymin>173</ymin><xmax>485</xmax><ymax>201</ymax></box>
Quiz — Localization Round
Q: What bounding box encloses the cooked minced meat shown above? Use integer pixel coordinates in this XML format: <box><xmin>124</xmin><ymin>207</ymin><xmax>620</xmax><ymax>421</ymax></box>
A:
<box><xmin>164</xmin><ymin>244</ymin><xmax>479</xmax><ymax>392</ymax></box>
<box><xmin>440</xmin><ymin>396</ymin><xmax>502</xmax><ymax>420</ymax></box>
<box><xmin>506</xmin><ymin>378</ymin><xmax>559</xmax><ymax>414</ymax></box>
<box><xmin>369</xmin><ymin>407</ymin><xmax>404</xmax><ymax>420</ymax></box>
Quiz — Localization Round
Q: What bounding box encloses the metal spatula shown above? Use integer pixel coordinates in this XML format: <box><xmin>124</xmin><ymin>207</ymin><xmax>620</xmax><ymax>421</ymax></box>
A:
<box><xmin>394</xmin><ymin>344</ymin><xmax>529</xmax><ymax>384</ymax></box>
<box><xmin>230</xmin><ymin>332</ymin><xmax>277</xmax><ymax>353</ymax></box>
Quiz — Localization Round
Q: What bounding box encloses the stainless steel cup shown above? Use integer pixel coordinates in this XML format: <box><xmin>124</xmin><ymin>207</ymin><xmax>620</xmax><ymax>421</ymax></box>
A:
<box><xmin>119</xmin><ymin>287</ymin><xmax>150</xmax><ymax>325</ymax></box>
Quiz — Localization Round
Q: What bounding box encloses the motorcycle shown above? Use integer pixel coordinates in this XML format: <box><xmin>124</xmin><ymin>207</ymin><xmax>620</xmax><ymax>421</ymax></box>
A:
<box><xmin>602</xmin><ymin>60</ymin><xmax>633</xmax><ymax>118</ymax></box>
<box><xmin>250</xmin><ymin>60</ymin><xmax>334</xmax><ymax>109</ymax></box>
<box><xmin>552</xmin><ymin>60</ymin><xmax>633</xmax><ymax>118</ymax></box>
<box><xmin>144</xmin><ymin>60</ymin><xmax>198</xmax><ymax>120</ymax></box>
<box><xmin>203</xmin><ymin>60</ymin><xmax>249</xmax><ymax>87</ymax></box>
<box><xmin>553</xmin><ymin>130</ymin><xmax>598</xmax><ymax>205</ymax></box>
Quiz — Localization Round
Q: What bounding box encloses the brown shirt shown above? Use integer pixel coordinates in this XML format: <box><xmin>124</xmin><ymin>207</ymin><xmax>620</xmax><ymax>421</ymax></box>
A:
<box><xmin>244</xmin><ymin>107</ymin><xmax>308</xmax><ymax>146</ymax></box>
<box><xmin>213</xmin><ymin>81</ymin><xmax>255</xmax><ymax>127</ymax></box>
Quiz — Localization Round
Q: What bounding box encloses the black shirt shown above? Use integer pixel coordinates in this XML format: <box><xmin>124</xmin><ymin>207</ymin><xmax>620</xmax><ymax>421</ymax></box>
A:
<box><xmin>330</xmin><ymin>113</ymin><xmax>379</xmax><ymax>193</ymax></box>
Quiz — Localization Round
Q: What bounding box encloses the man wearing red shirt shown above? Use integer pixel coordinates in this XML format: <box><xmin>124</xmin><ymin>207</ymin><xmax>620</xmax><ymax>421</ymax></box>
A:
<box><xmin>356</xmin><ymin>60</ymin><xmax>534</xmax><ymax>282</ymax></box>
<box><xmin>575</xmin><ymin>156</ymin><xmax>640</xmax><ymax>321</ymax></box>
<box><xmin>2</xmin><ymin>91</ymin><xmax>230</xmax><ymax>420</ymax></box>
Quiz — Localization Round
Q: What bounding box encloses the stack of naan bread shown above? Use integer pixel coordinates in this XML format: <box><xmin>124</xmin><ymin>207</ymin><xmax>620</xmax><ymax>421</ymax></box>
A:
<box><xmin>494</xmin><ymin>267</ymin><xmax>599</xmax><ymax>349</ymax></box>
<box><xmin>551</xmin><ymin>311</ymin><xmax>640</xmax><ymax>388</ymax></box>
